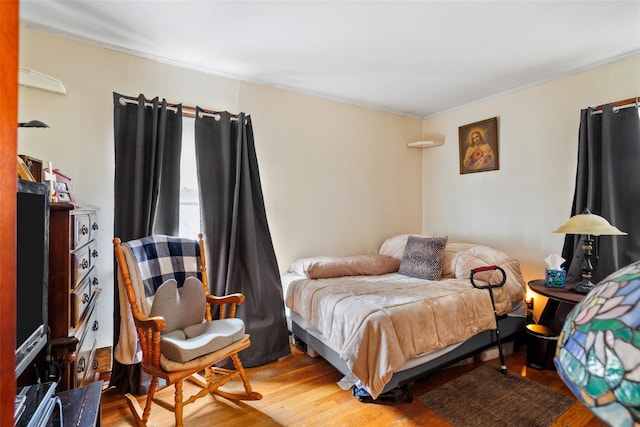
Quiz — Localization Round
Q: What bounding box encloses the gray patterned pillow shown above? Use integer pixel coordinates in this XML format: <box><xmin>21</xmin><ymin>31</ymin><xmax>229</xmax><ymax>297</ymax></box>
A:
<box><xmin>398</xmin><ymin>236</ymin><xmax>449</xmax><ymax>280</ymax></box>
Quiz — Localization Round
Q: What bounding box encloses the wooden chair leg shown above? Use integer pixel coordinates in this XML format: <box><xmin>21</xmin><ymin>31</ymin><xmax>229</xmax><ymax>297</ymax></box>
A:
<box><xmin>175</xmin><ymin>380</ymin><xmax>184</xmax><ymax>427</ymax></box>
<box><xmin>144</xmin><ymin>376</ymin><xmax>159</xmax><ymax>423</ymax></box>
<box><xmin>231</xmin><ymin>353</ymin><xmax>254</xmax><ymax>395</ymax></box>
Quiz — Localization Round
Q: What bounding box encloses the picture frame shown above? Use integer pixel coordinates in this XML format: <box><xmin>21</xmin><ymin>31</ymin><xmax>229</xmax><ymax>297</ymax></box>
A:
<box><xmin>458</xmin><ymin>117</ymin><xmax>499</xmax><ymax>174</ymax></box>
<box><xmin>43</xmin><ymin>167</ymin><xmax>74</xmax><ymax>203</ymax></box>
<box><xmin>18</xmin><ymin>155</ymin><xmax>43</xmax><ymax>182</ymax></box>
<box><xmin>17</xmin><ymin>156</ymin><xmax>36</xmax><ymax>181</ymax></box>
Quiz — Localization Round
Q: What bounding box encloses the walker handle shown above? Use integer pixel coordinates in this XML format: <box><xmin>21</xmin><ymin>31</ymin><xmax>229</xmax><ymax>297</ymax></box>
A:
<box><xmin>470</xmin><ymin>265</ymin><xmax>506</xmax><ymax>289</ymax></box>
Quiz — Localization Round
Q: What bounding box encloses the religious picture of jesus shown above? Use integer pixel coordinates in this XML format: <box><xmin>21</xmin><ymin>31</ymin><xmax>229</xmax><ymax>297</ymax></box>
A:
<box><xmin>458</xmin><ymin>117</ymin><xmax>499</xmax><ymax>174</ymax></box>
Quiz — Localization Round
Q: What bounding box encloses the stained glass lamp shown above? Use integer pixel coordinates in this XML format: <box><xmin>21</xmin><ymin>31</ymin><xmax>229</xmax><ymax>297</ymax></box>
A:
<box><xmin>554</xmin><ymin>260</ymin><xmax>640</xmax><ymax>426</ymax></box>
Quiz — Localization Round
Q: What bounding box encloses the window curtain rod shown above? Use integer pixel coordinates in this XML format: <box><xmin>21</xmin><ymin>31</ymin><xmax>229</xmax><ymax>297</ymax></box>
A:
<box><xmin>591</xmin><ymin>96</ymin><xmax>639</xmax><ymax>115</ymax></box>
<box><xmin>117</xmin><ymin>95</ymin><xmax>240</xmax><ymax>120</ymax></box>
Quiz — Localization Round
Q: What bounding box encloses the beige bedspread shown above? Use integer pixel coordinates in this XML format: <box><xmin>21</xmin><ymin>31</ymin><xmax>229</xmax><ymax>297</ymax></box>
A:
<box><xmin>284</xmin><ymin>243</ymin><xmax>526</xmax><ymax>398</ymax></box>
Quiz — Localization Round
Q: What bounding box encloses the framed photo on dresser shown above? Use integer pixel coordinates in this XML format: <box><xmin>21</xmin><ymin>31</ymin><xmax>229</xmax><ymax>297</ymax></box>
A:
<box><xmin>43</xmin><ymin>167</ymin><xmax>74</xmax><ymax>203</ymax></box>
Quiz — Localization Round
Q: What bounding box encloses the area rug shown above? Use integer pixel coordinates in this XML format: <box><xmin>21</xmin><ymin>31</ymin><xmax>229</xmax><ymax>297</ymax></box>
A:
<box><xmin>418</xmin><ymin>364</ymin><xmax>575</xmax><ymax>427</ymax></box>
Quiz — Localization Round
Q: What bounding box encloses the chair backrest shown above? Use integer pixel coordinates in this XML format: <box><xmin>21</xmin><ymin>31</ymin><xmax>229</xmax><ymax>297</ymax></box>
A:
<box><xmin>113</xmin><ymin>234</ymin><xmax>211</xmax><ymax>366</ymax></box>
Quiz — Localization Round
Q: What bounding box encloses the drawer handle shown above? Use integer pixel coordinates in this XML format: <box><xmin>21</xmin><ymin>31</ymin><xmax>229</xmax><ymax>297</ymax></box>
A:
<box><xmin>77</xmin><ymin>357</ymin><xmax>86</xmax><ymax>373</ymax></box>
<box><xmin>83</xmin><ymin>293</ymin><xmax>90</xmax><ymax>304</ymax></box>
<box><xmin>92</xmin><ymin>358</ymin><xmax>99</xmax><ymax>370</ymax></box>
<box><xmin>92</xmin><ymin>320</ymin><xmax>99</xmax><ymax>331</ymax></box>
<box><xmin>92</xmin><ymin>249</ymin><xmax>99</xmax><ymax>258</ymax></box>
<box><xmin>92</xmin><ymin>222</ymin><xmax>99</xmax><ymax>231</ymax></box>
<box><xmin>92</xmin><ymin>277</ymin><xmax>99</xmax><ymax>286</ymax></box>
<box><xmin>81</xmin><ymin>224</ymin><xmax>89</xmax><ymax>235</ymax></box>
<box><xmin>81</xmin><ymin>259</ymin><xmax>89</xmax><ymax>269</ymax></box>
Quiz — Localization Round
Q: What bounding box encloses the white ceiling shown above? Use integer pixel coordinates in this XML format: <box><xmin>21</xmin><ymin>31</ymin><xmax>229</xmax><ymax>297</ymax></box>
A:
<box><xmin>19</xmin><ymin>1</ymin><xmax>640</xmax><ymax>118</ymax></box>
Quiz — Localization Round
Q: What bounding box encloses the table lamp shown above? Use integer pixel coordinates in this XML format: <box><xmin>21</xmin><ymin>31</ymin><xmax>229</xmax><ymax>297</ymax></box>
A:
<box><xmin>555</xmin><ymin>260</ymin><xmax>640</xmax><ymax>426</ymax></box>
<box><xmin>553</xmin><ymin>209</ymin><xmax>626</xmax><ymax>294</ymax></box>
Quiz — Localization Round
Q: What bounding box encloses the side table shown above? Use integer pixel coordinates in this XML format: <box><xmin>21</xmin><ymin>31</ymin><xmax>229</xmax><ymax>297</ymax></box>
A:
<box><xmin>526</xmin><ymin>280</ymin><xmax>585</xmax><ymax>369</ymax></box>
<box><xmin>528</xmin><ymin>279</ymin><xmax>585</xmax><ymax>334</ymax></box>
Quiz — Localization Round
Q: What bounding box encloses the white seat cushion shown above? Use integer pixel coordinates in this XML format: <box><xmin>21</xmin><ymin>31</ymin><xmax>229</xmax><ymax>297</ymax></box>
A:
<box><xmin>161</xmin><ymin>318</ymin><xmax>245</xmax><ymax>363</ymax></box>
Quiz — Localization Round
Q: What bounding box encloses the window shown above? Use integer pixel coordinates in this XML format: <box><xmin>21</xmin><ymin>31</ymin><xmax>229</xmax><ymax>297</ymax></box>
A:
<box><xmin>179</xmin><ymin>117</ymin><xmax>201</xmax><ymax>237</ymax></box>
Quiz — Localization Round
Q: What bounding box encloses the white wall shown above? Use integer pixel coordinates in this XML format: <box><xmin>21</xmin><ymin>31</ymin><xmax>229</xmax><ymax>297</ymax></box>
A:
<box><xmin>18</xmin><ymin>28</ymin><xmax>424</xmax><ymax>348</ymax></box>
<box><xmin>19</xmin><ymin>26</ymin><xmax>639</xmax><ymax>349</ymax></box>
<box><xmin>421</xmin><ymin>54</ymin><xmax>640</xmax><ymax>298</ymax></box>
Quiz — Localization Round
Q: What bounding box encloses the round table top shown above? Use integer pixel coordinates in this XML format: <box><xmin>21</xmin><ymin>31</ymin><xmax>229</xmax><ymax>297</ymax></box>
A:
<box><xmin>528</xmin><ymin>279</ymin><xmax>585</xmax><ymax>304</ymax></box>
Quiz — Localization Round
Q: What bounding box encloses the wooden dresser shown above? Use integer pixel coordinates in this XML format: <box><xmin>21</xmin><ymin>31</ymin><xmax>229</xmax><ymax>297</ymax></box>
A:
<box><xmin>48</xmin><ymin>203</ymin><xmax>102</xmax><ymax>391</ymax></box>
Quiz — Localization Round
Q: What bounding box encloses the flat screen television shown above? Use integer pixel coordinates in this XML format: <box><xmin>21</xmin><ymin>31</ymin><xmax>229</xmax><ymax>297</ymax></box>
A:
<box><xmin>15</xmin><ymin>179</ymin><xmax>50</xmax><ymax>379</ymax></box>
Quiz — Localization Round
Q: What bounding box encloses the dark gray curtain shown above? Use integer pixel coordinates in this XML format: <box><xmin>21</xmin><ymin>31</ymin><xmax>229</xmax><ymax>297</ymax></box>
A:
<box><xmin>194</xmin><ymin>109</ymin><xmax>290</xmax><ymax>367</ymax></box>
<box><xmin>561</xmin><ymin>103</ymin><xmax>640</xmax><ymax>284</ymax></box>
<box><xmin>111</xmin><ymin>92</ymin><xmax>183</xmax><ymax>393</ymax></box>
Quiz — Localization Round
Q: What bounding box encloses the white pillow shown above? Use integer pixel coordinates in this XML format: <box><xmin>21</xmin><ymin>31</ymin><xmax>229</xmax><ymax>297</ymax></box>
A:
<box><xmin>378</xmin><ymin>234</ymin><xmax>419</xmax><ymax>260</ymax></box>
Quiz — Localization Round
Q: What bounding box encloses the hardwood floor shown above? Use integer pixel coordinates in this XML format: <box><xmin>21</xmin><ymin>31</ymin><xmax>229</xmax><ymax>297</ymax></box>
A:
<box><xmin>101</xmin><ymin>341</ymin><xmax>605</xmax><ymax>426</ymax></box>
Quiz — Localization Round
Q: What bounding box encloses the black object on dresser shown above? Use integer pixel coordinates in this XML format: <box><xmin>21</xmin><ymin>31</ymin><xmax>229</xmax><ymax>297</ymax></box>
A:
<box><xmin>48</xmin><ymin>203</ymin><xmax>102</xmax><ymax>391</ymax></box>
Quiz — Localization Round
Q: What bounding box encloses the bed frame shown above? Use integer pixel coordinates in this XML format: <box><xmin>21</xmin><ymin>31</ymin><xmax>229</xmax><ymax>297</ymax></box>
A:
<box><xmin>290</xmin><ymin>313</ymin><xmax>525</xmax><ymax>398</ymax></box>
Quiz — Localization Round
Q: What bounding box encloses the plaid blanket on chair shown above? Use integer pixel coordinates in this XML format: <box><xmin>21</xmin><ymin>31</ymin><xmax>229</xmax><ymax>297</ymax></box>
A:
<box><xmin>125</xmin><ymin>235</ymin><xmax>202</xmax><ymax>297</ymax></box>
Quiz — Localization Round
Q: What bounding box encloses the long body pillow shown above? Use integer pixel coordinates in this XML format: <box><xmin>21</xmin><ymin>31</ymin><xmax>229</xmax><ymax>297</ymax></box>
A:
<box><xmin>288</xmin><ymin>254</ymin><xmax>400</xmax><ymax>279</ymax></box>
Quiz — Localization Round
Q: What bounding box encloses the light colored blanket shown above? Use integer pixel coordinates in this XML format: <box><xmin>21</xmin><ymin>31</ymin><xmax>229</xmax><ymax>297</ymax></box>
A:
<box><xmin>284</xmin><ymin>243</ymin><xmax>526</xmax><ymax>398</ymax></box>
<box><xmin>115</xmin><ymin>242</ymin><xmax>148</xmax><ymax>365</ymax></box>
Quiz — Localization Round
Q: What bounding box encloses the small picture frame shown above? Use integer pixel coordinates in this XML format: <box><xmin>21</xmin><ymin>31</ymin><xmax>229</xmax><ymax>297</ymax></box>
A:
<box><xmin>43</xmin><ymin>167</ymin><xmax>74</xmax><ymax>203</ymax></box>
<box><xmin>459</xmin><ymin>117</ymin><xmax>499</xmax><ymax>174</ymax></box>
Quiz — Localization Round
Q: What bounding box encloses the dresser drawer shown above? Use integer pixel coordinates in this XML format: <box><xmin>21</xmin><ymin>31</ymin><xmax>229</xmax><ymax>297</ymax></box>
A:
<box><xmin>89</xmin><ymin>213</ymin><xmax>99</xmax><ymax>241</ymax></box>
<box><xmin>72</xmin><ymin>214</ymin><xmax>92</xmax><ymax>250</ymax></box>
<box><xmin>70</xmin><ymin>268</ymin><xmax>96</xmax><ymax>330</ymax></box>
<box><xmin>89</xmin><ymin>240</ymin><xmax>99</xmax><ymax>269</ymax></box>
<box><xmin>90</xmin><ymin>269</ymin><xmax>100</xmax><ymax>293</ymax></box>
<box><xmin>75</xmin><ymin>300</ymin><xmax>100</xmax><ymax>387</ymax></box>
<box><xmin>71</xmin><ymin>244</ymin><xmax>91</xmax><ymax>287</ymax></box>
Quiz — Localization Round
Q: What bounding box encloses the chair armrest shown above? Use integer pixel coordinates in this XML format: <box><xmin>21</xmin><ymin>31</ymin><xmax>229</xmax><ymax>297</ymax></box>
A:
<box><xmin>206</xmin><ymin>293</ymin><xmax>245</xmax><ymax>319</ymax></box>
<box><xmin>131</xmin><ymin>312</ymin><xmax>166</xmax><ymax>368</ymax></box>
<box><xmin>206</xmin><ymin>293</ymin><xmax>245</xmax><ymax>305</ymax></box>
<box><xmin>132</xmin><ymin>312</ymin><xmax>166</xmax><ymax>332</ymax></box>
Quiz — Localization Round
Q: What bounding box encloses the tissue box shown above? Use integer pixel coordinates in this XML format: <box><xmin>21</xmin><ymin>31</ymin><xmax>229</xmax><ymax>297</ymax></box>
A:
<box><xmin>545</xmin><ymin>269</ymin><xmax>566</xmax><ymax>288</ymax></box>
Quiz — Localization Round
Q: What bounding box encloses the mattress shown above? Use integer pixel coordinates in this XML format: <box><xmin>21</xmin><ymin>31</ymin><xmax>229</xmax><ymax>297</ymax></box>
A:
<box><xmin>282</xmin><ymin>271</ymin><xmax>526</xmax><ymax>398</ymax></box>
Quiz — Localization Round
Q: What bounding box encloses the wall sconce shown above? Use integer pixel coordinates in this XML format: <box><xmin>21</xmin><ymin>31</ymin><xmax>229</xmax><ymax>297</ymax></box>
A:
<box><xmin>18</xmin><ymin>120</ymin><xmax>50</xmax><ymax>128</ymax></box>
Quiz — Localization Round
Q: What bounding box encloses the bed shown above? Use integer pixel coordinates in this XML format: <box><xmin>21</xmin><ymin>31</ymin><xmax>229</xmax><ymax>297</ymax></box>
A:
<box><xmin>281</xmin><ymin>234</ymin><xmax>527</xmax><ymax>400</ymax></box>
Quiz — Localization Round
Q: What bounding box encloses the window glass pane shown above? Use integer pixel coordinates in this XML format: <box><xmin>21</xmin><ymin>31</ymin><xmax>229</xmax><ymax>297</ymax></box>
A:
<box><xmin>179</xmin><ymin>117</ymin><xmax>201</xmax><ymax>237</ymax></box>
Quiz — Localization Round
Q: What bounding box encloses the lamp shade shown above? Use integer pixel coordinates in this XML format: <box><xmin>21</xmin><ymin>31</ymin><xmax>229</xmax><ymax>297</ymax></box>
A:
<box><xmin>18</xmin><ymin>120</ymin><xmax>49</xmax><ymax>128</ymax></box>
<box><xmin>554</xmin><ymin>260</ymin><xmax>640</xmax><ymax>425</ymax></box>
<box><xmin>553</xmin><ymin>212</ymin><xmax>627</xmax><ymax>236</ymax></box>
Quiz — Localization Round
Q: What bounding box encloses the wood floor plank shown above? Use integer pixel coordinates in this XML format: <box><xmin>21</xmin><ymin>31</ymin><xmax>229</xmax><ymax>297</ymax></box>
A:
<box><xmin>101</xmin><ymin>341</ymin><xmax>606</xmax><ymax>426</ymax></box>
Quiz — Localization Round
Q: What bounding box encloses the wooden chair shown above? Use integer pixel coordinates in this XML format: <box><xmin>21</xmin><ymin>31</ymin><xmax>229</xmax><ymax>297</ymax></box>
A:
<box><xmin>113</xmin><ymin>234</ymin><xmax>262</xmax><ymax>427</ymax></box>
